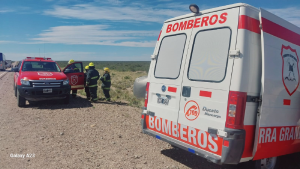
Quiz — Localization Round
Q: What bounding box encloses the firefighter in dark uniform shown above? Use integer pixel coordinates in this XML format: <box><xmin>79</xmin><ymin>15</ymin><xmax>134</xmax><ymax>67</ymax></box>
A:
<box><xmin>86</xmin><ymin>62</ymin><xmax>100</xmax><ymax>102</ymax></box>
<box><xmin>67</xmin><ymin>59</ymin><xmax>79</xmax><ymax>98</ymax></box>
<box><xmin>84</xmin><ymin>65</ymin><xmax>91</xmax><ymax>100</ymax></box>
<box><xmin>100</xmin><ymin>67</ymin><xmax>111</xmax><ymax>101</ymax></box>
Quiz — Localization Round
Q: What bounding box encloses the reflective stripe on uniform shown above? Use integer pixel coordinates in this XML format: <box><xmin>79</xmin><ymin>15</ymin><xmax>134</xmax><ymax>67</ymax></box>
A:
<box><xmin>89</xmin><ymin>85</ymin><xmax>98</xmax><ymax>87</ymax></box>
<box><xmin>92</xmin><ymin>98</ymin><xmax>98</xmax><ymax>101</ymax></box>
<box><xmin>103</xmin><ymin>87</ymin><xmax>110</xmax><ymax>90</ymax></box>
<box><xmin>91</xmin><ymin>76</ymin><xmax>98</xmax><ymax>79</ymax></box>
<box><xmin>105</xmin><ymin>80</ymin><xmax>111</xmax><ymax>82</ymax></box>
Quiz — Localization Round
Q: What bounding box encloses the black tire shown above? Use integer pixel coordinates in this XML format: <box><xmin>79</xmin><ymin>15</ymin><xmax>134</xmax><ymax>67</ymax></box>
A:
<box><xmin>252</xmin><ymin>155</ymin><xmax>292</xmax><ymax>169</ymax></box>
<box><xmin>17</xmin><ymin>90</ymin><xmax>26</xmax><ymax>107</ymax></box>
<box><xmin>14</xmin><ymin>85</ymin><xmax>17</xmax><ymax>97</ymax></box>
<box><xmin>63</xmin><ymin>94</ymin><xmax>70</xmax><ymax>104</ymax></box>
<box><xmin>28</xmin><ymin>100</ymin><xmax>38</xmax><ymax>106</ymax></box>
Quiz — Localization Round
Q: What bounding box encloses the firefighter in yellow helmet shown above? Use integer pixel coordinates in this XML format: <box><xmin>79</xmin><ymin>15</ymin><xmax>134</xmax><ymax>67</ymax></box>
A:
<box><xmin>100</xmin><ymin>67</ymin><xmax>111</xmax><ymax>101</ymax></box>
<box><xmin>86</xmin><ymin>62</ymin><xmax>100</xmax><ymax>102</ymax></box>
<box><xmin>84</xmin><ymin>65</ymin><xmax>90</xmax><ymax>100</ymax></box>
<box><xmin>66</xmin><ymin>59</ymin><xmax>79</xmax><ymax>98</ymax></box>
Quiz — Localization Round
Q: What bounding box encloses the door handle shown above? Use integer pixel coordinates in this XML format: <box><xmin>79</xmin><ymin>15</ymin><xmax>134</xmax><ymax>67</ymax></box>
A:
<box><xmin>79</xmin><ymin>75</ymin><xmax>83</xmax><ymax>77</ymax></box>
<box><xmin>182</xmin><ymin>86</ymin><xmax>191</xmax><ymax>97</ymax></box>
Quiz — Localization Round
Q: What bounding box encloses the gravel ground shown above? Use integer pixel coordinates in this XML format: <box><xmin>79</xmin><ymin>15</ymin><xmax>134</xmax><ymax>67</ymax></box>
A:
<box><xmin>0</xmin><ymin>72</ymin><xmax>299</xmax><ymax>169</ymax></box>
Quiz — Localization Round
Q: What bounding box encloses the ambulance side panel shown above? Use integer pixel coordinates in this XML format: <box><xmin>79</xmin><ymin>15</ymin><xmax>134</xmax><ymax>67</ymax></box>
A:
<box><xmin>253</xmin><ymin>8</ymin><xmax>300</xmax><ymax>160</ymax></box>
<box><xmin>230</xmin><ymin>6</ymin><xmax>262</xmax><ymax>161</ymax></box>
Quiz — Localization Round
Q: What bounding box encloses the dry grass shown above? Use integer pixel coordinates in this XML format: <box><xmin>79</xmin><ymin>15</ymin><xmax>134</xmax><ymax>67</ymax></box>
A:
<box><xmin>78</xmin><ymin>70</ymin><xmax>147</xmax><ymax>108</ymax></box>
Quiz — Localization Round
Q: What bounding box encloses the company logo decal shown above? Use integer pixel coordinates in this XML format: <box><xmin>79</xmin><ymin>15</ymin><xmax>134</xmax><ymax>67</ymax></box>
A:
<box><xmin>184</xmin><ymin>100</ymin><xmax>200</xmax><ymax>121</ymax></box>
<box><xmin>71</xmin><ymin>75</ymin><xmax>78</xmax><ymax>85</ymax></box>
<box><xmin>37</xmin><ymin>72</ymin><xmax>53</xmax><ymax>76</ymax></box>
<box><xmin>281</xmin><ymin>45</ymin><xmax>300</xmax><ymax>96</ymax></box>
<box><xmin>203</xmin><ymin>107</ymin><xmax>221</xmax><ymax>118</ymax></box>
<box><xmin>161</xmin><ymin>85</ymin><xmax>166</xmax><ymax>92</ymax></box>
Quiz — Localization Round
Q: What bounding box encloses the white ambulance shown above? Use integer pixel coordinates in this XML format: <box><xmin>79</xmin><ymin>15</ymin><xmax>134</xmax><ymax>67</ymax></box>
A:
<box><xmin>134</xmin><ymin>3</ymin><xmax>300</xmax><ymax>169</ymax></box>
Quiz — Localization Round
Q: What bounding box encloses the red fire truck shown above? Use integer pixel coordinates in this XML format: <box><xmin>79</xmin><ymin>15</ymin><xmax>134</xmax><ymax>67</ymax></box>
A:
<box><xmin>13</xmin><ymin>57</ymin><xmax>84</xmax><ymax>107</ymax></box>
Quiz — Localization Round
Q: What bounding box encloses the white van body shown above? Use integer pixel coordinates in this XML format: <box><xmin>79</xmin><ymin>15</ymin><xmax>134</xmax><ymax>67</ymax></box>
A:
<box><xmin>137</xmin><ymin>3</ymin><xmax>300</xmax><ymax>166</ymax></box>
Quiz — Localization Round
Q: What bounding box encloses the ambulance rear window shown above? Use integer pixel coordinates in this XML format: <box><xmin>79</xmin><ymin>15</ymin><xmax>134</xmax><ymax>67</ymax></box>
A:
<box><xmin>188</xmin><ymin>28</ymin><xmax>231</xmax><ymax>82</ymax></box>
<box><xmin>154</xmin><ymin>34</ymin><xmax>186</xmax><ymax>79</ymax></box>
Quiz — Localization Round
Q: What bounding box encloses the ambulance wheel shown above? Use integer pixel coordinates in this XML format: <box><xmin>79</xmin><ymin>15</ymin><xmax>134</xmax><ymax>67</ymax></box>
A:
<box><xmin>17</xmin><ymin>90</ymin><xmax>26</xmax><ymax>107</ymax></box>
<box><xmin>63</xmin><ymin>94</ymin><xmax>70</xmax><ymax>104</ymax></box>
<box><xmin>254</xmin><ymin>157</ymin><xmax>279</xmax><ymax>169</ymax></box>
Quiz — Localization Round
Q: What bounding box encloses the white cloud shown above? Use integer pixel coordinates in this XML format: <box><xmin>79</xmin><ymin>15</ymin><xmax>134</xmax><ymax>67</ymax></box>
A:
<box><xmin>0</xmin><ymin>9</ymin><xmax>14</xmax><ymax>13</ymax></box>
<box><xmin>267</xmin><ymin>7</ymin><xmax>300</xmax><ymax>27</ymax></box>
<box><xmin>44</xmin><ymin>3</ymin><xmax>188</xmax><ymax>23</ymax></box>
<box><xmin>30</xmin><ymin>24</ymin><xmax>157</xmax><ymax>47</ymax></box>
<box><xmin>6</xmin><ymin>52</ymin><xmax>150</xmax><ymax>61</ymax></box>
<box><xmin>0</xmin><ymin>41</ymin><xmax>15</xmax><ymax>44</ymax></box>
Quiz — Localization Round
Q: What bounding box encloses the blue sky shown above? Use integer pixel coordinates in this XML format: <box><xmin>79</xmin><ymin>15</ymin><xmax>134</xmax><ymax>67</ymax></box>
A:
<box><xmin>1</xmin><ymin>0</ymin><xmax>300</xmax><ymax>61</ymax></box>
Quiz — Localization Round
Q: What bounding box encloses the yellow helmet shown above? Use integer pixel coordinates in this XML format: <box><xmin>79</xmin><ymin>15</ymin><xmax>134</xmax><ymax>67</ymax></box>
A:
<box><xmin>104</xmin><ymin>67</ymin><xmax>110</xmax><ymax>72</ymax></box>
<box><xmin>85</xmin><ymin>66</ymin><xmax>89</xmax><ymax>70</ymax></box>
<box><xmin>68</xmin><ymin>59</ymin><xmax>75</xmax><ymax>64</ymax></box>
<box><xmin>89</xmin><ymin>62</ymin><xmax>94</xmax><ymax>67</ymax></box>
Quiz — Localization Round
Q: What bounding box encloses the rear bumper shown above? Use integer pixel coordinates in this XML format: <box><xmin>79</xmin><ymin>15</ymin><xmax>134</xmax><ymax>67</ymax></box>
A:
<box><xmin>141</xmin><ymin>113</ymin><xmax>246</xmax><ymax>165</ymax></box>
<box><xmin>17</xmin><ymin>85</ymin><xmax>71</xmax><ymax>101</ymax></box>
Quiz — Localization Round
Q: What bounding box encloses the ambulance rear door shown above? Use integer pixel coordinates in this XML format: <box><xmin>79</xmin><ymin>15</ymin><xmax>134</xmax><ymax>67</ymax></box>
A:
<box><xmin>253</xmin><ymin>8</ymin><xmax>300</xmax><ymax>160</ymax></box>
<box><xmin>177</xmin><ymin>7</ymin><xmax>240</xmax><ymax>156</ymax></box>
<box><xmin>145</xmin><ymin>17</ymin><xmax>195</xmax><ymax>139</ymax></box>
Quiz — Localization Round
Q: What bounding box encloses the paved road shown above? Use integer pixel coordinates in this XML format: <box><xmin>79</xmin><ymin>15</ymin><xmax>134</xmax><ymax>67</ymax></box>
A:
<box><xmin>0</xmin><ymin>72</ymin><xmax>299</xmax><ymax>169</ymax></box>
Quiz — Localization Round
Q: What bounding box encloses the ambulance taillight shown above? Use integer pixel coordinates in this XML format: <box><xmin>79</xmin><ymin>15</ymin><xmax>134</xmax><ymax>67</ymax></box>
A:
<box><xmin>225</xmin><ymin>91</ymin><xmax>247</xmax><ymax>129</ymax></box>
<box><xmin>144</xmin><ymin>82</ymin><xmax>150</xmax><ymax>108</ymax></box>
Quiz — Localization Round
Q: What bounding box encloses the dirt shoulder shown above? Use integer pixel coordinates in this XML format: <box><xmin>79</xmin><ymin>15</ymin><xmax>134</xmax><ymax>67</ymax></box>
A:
<box><xmin>0</xmin><ymin>72</ymin><xmax>299</xmax><ymax>169</ymax></box>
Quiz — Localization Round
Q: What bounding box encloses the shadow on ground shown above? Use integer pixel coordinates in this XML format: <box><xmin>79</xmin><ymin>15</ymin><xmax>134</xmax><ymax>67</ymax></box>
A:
<box><xmin>24</xmin><ymin>96</ymin><xmax>93</xmax><ymax>109</ymax></box>
<box><xmin>94</xmin><ymin>100</ymin><xmax>128</xmax><ymax>106</ymax></box>
<box><xmin>162</xmin><ymin>148</ymin><xmax>300</xmax><ymax>169</ymax></box>
<box><xmin>161</xmin><ymin>148</ymin><xmax>256</xmax><ymax>169</ymax></box>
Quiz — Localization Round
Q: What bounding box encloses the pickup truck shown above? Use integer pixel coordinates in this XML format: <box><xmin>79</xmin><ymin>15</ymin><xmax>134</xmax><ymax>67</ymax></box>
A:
<box><xmin>12</xmin><ymin>57</ymin><xmax>84</xmax><ymax>107</ymax></box>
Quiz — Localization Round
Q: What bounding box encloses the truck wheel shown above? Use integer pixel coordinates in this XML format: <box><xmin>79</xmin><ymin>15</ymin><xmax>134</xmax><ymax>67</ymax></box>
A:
<box><xmin>14</xmin><ymin>86</ymin><xmax>17</xmax><ymax>97</ymax></box>
<box><xmin>254</xmin><ymin>157</ymin><xmax>280</xmax><ymax>169</ymax></box>
<box><xmin>17</xmin><ymin>90</ymin><xmax>26</xmax><ymax>107</ymax></box>
<box><xmin>63</xmin><ymin>94</ymin><xmax>70</xmax><ymax>104</ymax></box>
<box><xmin>28</xmin><ymin>100</ymin><xmax>38</xmax><ymax>106</ymax></box>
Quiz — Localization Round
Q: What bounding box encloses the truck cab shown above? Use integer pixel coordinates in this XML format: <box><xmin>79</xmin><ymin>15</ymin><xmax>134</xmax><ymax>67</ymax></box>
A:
<box><xmin>13</xmin><ymin>57</ymin><xmax>84</xmax><ymax>107</ymax></box>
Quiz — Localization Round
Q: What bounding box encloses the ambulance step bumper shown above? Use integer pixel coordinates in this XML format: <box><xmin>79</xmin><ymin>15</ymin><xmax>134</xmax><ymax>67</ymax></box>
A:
<box><xmin>143</xmin><ymin>128</ymin><xmax>222</xmax><ymax>164</ymax></box>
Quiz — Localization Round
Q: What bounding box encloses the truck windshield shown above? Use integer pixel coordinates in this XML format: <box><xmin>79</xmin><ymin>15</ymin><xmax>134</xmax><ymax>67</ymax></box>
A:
<box><xmin>22</xmin><ymin>61</ymin><xmax>61</xmax><ymax>72</ymax></box>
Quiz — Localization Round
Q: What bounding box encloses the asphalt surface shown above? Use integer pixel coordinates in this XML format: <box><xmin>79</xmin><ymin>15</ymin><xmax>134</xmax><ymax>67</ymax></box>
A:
<box><xmin>0</xmin><ymin>72</ymin><xmax>299</xmax><ymax>169</ymax></box>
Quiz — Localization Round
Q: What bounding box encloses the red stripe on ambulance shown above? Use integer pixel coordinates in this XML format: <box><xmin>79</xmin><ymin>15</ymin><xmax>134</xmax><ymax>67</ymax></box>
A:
<box><xmin>253</xmin><ymin>126</ymin><xmax>300</xmax><ymax>160</ymax></box>
<box><xmin>168</xmin><ymin>87</ymin><xmax>177</xmax><ymax>93</ymax></box>
<box><xmin>261</xmin><ymin>17</ymin><xmax>300</xmax><ymax>46</ymax></box>
<box><xmin>283</xmin><ymin>99</ymin><xmax>291</xmax><ymax>105</ymax></box>
<box><xmin>166</xmin><ymin>12</ymin><xmax>228</xmax><ymax>33</ymax></box>
<box><xmin>146</xmin><ymin>115</ymin><xmax>223</xmax><ymax>155</ymax></box>
<box><xmin>238</xmin><ymin>15</ymin><xmax>260</xmax><ymax>34</ymax></box>
<box><xmin>199</xmin><ymin>90</ymin><xmax>212</xmax><ymax>98</ymax></box>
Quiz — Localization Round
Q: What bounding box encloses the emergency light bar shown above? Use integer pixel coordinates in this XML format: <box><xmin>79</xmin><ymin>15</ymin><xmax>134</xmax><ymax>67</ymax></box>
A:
<box><xmin>189</xmin><ymin>4</ymin><xmax>199</xmax><ymax>14</ymax></box>
<box><xmin>26</xmin><ymin>57</ymin><xmax>52</xmax><ymax>60</ymax></box>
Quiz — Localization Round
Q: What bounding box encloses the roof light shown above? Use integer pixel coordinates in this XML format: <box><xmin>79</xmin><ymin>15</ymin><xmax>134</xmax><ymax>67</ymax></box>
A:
<box><xmin>189</xmin><ymin>4</ymin><xmax>199</xmax><ymax>14</ymax></box>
